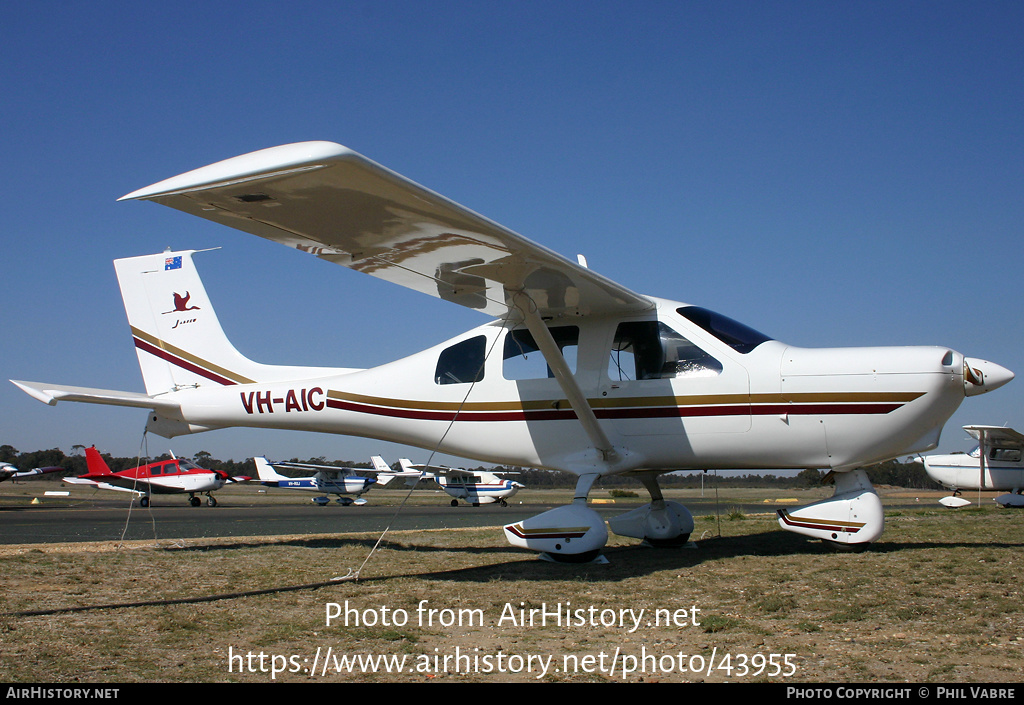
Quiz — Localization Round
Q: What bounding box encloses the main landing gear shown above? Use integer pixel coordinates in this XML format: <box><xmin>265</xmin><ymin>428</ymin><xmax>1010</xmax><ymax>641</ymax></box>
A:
<box><xmin>607</xmin><ymin>472</ymin><xmax>695</xmax><ymax>548</ymax></box>
<box><xmin>503</xmin><ymin>472</ymin><xmax>695</xmax><ymax>563</ymax></box>
<box><xmin>505</xmin><ymin>466</ymin><xmax>884</xmax><ymax>562</ymax></box>
<box><xmin>138</xmin><ymin>493</ymin><xmax>219</xmax><ymax>508</ymax></box>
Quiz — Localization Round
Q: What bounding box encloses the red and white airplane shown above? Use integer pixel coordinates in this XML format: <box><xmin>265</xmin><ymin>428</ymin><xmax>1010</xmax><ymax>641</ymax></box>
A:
<box><xmin>63</xmin><ymin>446</ymin><xmax>247</xmax><ymax>507</ymax></box>
<box><xmin>11</xmin><ymin>142</ymin><xmax>1014</xmax><ymax>561</ymax></box>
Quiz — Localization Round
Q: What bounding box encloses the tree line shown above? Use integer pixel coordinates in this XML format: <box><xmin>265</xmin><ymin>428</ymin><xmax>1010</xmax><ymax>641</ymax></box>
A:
<box><xmin>1</xmin><ymin>444</ymin><xmax>940</xmax><ymax>490</ymax></box>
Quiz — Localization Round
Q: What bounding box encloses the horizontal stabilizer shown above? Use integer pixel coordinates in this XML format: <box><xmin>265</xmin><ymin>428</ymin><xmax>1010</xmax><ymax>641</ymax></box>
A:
<box><xmin>10</xmin><ymin>380</ymin><xmax>179</xmax><ymax>412</ymax></box>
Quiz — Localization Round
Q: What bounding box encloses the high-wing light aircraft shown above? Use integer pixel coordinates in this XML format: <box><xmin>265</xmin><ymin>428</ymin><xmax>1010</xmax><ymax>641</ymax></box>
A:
<box><xmin>63</xmin><ymin>446</ymin><xmax>247</xmax><ymax>507</ymax></box>
<box><xmin>923</xmin><ymin>426</ymin><xmax>1024</xmax><ymax>508</ymax></box>
<box><xmin>11</xmin><ymin>141</ymin><xmax>1015</xmax><ymax>561</ymax></box>
<box><xmin>0</xmin><ymin>462</ymin><xmax>63</xmax><ymax>483</ymax></box>
<box><xmin>398</xmin><ymin>458</ymin><xmax>524</xmax><ymax>507</ymax></box>
<box><xmin>253</xmin><ymin>455</ymin><xmax>417</xmax><ymax>505</ymax></box>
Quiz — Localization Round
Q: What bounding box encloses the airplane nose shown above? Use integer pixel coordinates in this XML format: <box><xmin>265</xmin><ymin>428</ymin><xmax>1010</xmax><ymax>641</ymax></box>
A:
<box><xmin>963</xmin><ymin>357</ymin><xmax>1014</xmax><ymax>396</ymax></box>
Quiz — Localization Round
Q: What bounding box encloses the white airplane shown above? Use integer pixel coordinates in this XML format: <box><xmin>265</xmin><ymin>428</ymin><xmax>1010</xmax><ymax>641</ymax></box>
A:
<box><xmin>923</xmin><ymin>426</ymin><xmax>1024</xmax><ymax>508</ymax></box>
<box><xmin>0</xmin><ymin>462</ymin><xmax>63</xmax><ymax>483</ymax></box>
<box><xmin>10</xmin><ymin>141</ymin><xmax>1015</xmax><ymax>561</ymax></box>
<box><xmin>253</xmin><ymin>455</ymin><xmax>416</xmax><ymax>505</ymax></box>
<box><xmin>397</xmin><ymin>458</ymin><xmax>524</xmax><ymax>507</ymax></box>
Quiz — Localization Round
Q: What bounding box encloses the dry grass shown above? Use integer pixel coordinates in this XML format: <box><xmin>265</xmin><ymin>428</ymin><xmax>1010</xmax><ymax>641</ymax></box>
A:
<box><xmin>0</xmin><ymin>503</ymin><xmax>1021</xmax><ymax>683</ymax></box>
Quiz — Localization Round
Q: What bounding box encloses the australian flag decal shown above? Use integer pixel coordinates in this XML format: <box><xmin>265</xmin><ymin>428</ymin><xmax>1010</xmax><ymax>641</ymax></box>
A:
<box><xmin>165</xmin><ymin>256</ymin><xmax>182</xmax><ymax>271</ymax></box>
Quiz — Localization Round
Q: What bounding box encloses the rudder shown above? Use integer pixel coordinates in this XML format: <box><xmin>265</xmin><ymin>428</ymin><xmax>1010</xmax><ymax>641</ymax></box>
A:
<box><xmin>84</xmin><ymin>446</ymin><xmax>113</xmax><ymax>476</ymax></box>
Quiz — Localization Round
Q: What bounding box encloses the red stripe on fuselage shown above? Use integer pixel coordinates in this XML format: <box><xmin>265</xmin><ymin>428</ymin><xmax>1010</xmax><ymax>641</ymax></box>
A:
<box><xmin>134</xmin><ymin>337</ymin><xmax>237</xmax><ymax>386</ymax></box>
<box><xmin>325</xmin><ymin>398</ymin><xmax>905</xmax><ymax>423</ymax></box>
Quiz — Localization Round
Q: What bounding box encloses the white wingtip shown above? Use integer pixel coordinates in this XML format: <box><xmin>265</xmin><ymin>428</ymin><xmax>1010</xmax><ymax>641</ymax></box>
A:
<box><xmin>117</xmin><ymin>141</ymin><xmax>351</xmax><ymax>202</ymax></box>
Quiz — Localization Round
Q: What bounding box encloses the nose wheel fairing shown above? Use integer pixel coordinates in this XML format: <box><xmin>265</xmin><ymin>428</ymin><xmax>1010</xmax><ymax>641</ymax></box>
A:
<box><xmin>776</xmin><ymin>468</ymin><xmax>884</xmax><ymax>546</ymax></box>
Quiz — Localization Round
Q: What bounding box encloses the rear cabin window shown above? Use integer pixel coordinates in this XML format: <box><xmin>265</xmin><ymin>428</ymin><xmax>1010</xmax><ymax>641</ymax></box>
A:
<box><xmin>503</xmin><ymin>326</ymin><xmax>579</xmax><ymax>380</ymax></box>
<box><xmin>608</xmin><ymin>321</ymin><xmax>722</xmax><ymax>381</ymax></box>
<box><xmin>435</xmin><ymin>336</ymin><xmax>486</xmax><ymax>385</ymax></box>
<box><xmin>990</xmin><ymin>448</ymin><xmax>1022</xmax><ymax>462</ymax></box>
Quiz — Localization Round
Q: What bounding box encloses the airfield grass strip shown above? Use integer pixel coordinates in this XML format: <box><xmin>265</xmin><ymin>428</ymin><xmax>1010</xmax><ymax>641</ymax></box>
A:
<box><xmin>3</xmin><ymin>574</ymin><xmax>364</xmax><ymax>618</ymax></box>
<box><xmin>0</xmin><ymin>526</ymin><xmax>493</xmax><ymax>619</ymax></box>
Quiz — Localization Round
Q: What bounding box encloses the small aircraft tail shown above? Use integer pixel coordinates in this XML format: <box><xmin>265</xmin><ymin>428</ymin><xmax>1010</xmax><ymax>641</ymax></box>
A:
<box><xmin>369</xmin><ymin>455</ymin><xmax>392</xmax><ymax>473</ymax></box>
<box><xmin>373</xmin><ymin>456</ymin><xmax>423</xmax><ymax>487</ymax></box>
<box><xmin>253</xmin><ymin>457</ymin><xmax>290</xmax><ymax>482</ymax></box>
<box><xmin>114</xmin><ymin>249</ymin><xmax>358</xmax><ymax>396</ymax></box>
<box><xmin>84</xmin><ymin>446</ymin><xmax>114</xmax><ymax>477</ymax></box>
<box><xmin>397</xmin><ymin>457</ymin><xmax>435</xmax><ymax>480</ymax></box>
<box><xmin>11</xmin><ymin>249</ymin><xmax>359</xmax><ymax>436</ymax></box>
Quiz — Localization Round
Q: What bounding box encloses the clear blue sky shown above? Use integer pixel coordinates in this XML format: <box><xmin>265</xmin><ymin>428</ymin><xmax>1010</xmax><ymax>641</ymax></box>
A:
<box><xmin>3</xmin><ymin>2</ymin><xmax>1022</xmax><ymax>466</ymax></box>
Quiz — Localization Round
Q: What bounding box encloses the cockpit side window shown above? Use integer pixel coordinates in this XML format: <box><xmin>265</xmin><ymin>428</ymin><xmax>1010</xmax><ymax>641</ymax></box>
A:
<box><xmin>608</xmin><ymin>321</ymin><xmax>722</xmax><ymax>381</ymax></box>
<box><xmin>435</xmin><ymin>336</ymin><xmax>486</xmax><ymax>385</ymax></box>
<box><xmin>676</xmin><ymin>306</ymin><xmax>772</xmax><ymax>354</ymax></box>
<box><xmin>990</xmin><ymin>448</ymin><xmax>1022</xmax><ymax>462</ymax></box>
<box><xmin>503</xmin><ymin>326</ymin><xmax>579</xmax><ymax>380</ymax></box>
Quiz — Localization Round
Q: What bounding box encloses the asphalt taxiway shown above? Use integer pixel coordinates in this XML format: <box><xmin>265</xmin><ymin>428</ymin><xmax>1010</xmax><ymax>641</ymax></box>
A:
<box><xmin>0</xmin><ymin>491</ymin><xmax>785</xmax><ymax>545</ymax></box>
<box><xmin>1</xmin><ymin>484</ymin><xmax>955</xmax><ymax>546</ymax></box>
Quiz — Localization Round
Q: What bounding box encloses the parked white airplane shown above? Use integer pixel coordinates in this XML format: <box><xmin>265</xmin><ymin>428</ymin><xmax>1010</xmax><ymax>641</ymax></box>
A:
<box><xmin>0</xmin><ymin>462</ymin><xmax>63</xmax><ymax>483</ymax></box>
<box><xmin>923</xmin><ymin>426</ymin><xmax>1024</xmax><ymax>508</ymax></box>
<box><xmin>253</xmin><ymin>455</ymin><xmax>417</xmax><ymax>505</ymax></box>
<box><xmin>11</xmin><ymin>141</ymin><xmax>1015</xmax><ymax>561</ymax></box>
<box><xmin>398</xmin><ymin>458</ymin><xmax>524</xmax><ymax>507</ymax></box>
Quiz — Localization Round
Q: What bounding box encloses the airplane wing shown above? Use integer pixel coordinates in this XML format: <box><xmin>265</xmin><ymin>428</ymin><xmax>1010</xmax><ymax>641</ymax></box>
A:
<box><xmin>400</xmin><ymin>459</ymin><xmax>477</xmax><ymax>480</ymax></box>
<box><xmin>266</xmin><ymin>460</ymin><xmax>360</xmax><ymax>475</ymax></box>
<box><xmin>963</xmin><ymin>425</ymin><xmax>1024</xmax><ymax>449</ymax></box>
<box><xmin>118</xmin><ymin>142</ymin><xmax>654</xmax><ymax>320</ymax></box>
<box><xmin>62</xmin><ymin>477</ymin><xmax>145</xmax><ymax>495</ymax></box>
<box><xmin>0</xmin><ymin>465</ymin><xmax>63</xmax><ymax>483</ymax></box>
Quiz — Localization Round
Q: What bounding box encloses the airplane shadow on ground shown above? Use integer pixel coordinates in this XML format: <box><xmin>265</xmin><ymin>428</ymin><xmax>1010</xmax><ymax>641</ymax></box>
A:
<box><xmin>163</xmin><ymin>527</ymin><xmax>1023</xmax><ymax>586</ymax></box>
<box><xmin>9</xmin><ymin>531</ymin><xmax>1020</xmax><ymax>618</ymax></box>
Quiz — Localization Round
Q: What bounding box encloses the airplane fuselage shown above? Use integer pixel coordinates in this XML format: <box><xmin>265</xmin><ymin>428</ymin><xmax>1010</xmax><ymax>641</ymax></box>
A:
<box><xmin>263</xmin><ymin>474</ymin><xmax>374</xmax><ymax>496</ymax></box>
<box><xmin>148</xmin><ymin>297</ymin><xmax>977</xmax><ymax>476</ymax></box>
<box><xmin>923</xmin><ymin>451</ymin><xmax>1024</xmax><ymax>493</ymax></box>
<box><xmin>437</xmin><ymin>476</ymin><xmax>523</xmax><ymax>504</ymax></box>
<box><xmin>98</xmin><ymin>470</ymin><xmax>226</xmax><ymax>495</ymax></box>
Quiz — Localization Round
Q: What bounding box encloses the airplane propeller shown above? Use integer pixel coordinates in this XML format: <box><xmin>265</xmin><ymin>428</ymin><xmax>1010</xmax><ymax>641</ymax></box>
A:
<box><xmin>963</xmin><ymin>357</ymin><xmax>1014</xmax><ymax>396</ymax></box>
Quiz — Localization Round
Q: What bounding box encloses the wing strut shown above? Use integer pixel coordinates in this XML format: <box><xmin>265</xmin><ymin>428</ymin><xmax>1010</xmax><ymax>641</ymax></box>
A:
<box><xmin>512</xmin><ymin>291</ymin><xmax>617</xmax><ymax>464</ymax></box>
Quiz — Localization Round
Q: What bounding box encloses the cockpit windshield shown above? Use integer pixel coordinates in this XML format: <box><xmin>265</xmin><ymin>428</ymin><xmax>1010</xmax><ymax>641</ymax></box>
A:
<box><xmin>676</xmin><ymin>306</ymin><xmax>773</xmax><ymax>354</ymax></box>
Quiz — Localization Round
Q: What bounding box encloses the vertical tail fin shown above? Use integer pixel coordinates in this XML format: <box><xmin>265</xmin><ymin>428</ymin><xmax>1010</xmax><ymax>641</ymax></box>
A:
<box><xmin>253</xmin><ymin>457</ymin><xmax>289</xmax><ymax>482</ymax></box>
<box><xmin>84</xmin><ymin>446</ymin><xmax>113</xmax><ymax>476</ymax></box>
<box><xmin>372</xmin><ymin>456</ymin><xmax>424</xmax><ymax>487</ymax></box>
<box><xmin>115</xmin><ymin>249</ymin><xmax>356</xmax><ymax>396</ymax></box>
<box><xmin>115</xmin><ymin>250</ymin><xmax>259</xmax><ymax>394</ymax></box>
<box><xmin>369</xmin><ymin>455</ymin><xmax>392</xmax><ymax>473</ymax></box>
